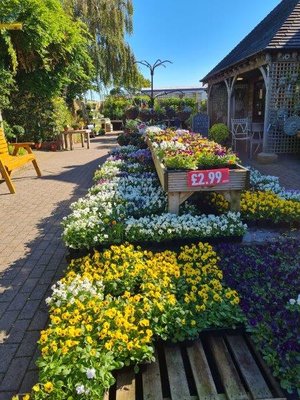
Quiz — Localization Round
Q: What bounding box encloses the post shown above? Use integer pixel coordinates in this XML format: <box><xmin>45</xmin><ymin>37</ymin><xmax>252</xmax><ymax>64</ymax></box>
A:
<box><xmin>168</xmin><ymin>193</ymin><xmax>180</xmax><ymax>214</ymax></box>
<box><xmin>229</xmin><ymin>191</ymin><xmax>241</xmax><ymax>212</ymax></box>
<box><xmin>259</xmin><ymin>65</ymin><xmax>271</xmax><ymax>152</ymax></box>
<box><xmin>224</xmin><ymin>76</ymin><xmax>237</xmax><ymax>129</ymax></box>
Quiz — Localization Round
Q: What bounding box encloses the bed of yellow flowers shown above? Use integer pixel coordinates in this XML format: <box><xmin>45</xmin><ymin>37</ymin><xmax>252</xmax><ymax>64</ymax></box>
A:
<box><xmin>18</xmin><ymin>242</ymin><xmax>244</xmax><ymax>400</ymax></box>
<box><xmin>209</xmin><ymin>190</ymin><xmax>300</xmax><ymax>224</ymax></box>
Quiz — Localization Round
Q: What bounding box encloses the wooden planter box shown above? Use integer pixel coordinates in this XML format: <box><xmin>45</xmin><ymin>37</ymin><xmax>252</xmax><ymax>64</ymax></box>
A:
<box><xmin>147</xmin><ymin>138</ymin><xmax>250</xmax><ymax>214</ymax></box>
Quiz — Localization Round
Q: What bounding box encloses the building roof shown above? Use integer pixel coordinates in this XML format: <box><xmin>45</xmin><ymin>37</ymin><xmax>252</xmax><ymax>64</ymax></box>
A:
<box><xmin>141</xmin><ymin>86</ymin><xmax>205</xmax><ymax>92</ymax></box>
<box><xmin>203</xmin><ymin>0</ymin><xmax>300</xmax><ymax>81</ymax></box>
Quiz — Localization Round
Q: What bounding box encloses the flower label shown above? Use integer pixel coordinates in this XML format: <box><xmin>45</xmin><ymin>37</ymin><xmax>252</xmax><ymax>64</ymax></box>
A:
<box><xmin>187</xmin><ymin>168</ymin><xmax>230</xmax><ymax>187</ymax></box>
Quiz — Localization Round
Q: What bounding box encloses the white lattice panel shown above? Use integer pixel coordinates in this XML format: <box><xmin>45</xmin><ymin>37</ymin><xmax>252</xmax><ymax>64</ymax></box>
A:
<box><xmin>268</xmin><ymin>60</ymin><xmax>300</xmax><ymax>153</ymax></box>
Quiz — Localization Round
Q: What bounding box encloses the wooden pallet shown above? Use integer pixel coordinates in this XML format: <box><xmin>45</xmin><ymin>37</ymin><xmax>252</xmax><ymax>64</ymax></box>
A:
<box><xmin>105</xmin><ymin>333</ymin><xmax>286</xmax><ymax>400</ymax></box>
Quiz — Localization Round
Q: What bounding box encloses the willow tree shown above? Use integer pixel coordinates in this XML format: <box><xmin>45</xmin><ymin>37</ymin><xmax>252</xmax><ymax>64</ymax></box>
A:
<box><xmin>62</xmin><ymin>0</ymin><xmax>142</xmax><ymax>90</ymax></box>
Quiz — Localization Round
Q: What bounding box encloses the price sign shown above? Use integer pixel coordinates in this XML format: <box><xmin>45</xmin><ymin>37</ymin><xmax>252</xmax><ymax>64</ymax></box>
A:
<box><xmin>187</xmin><ymin>168</ymin><xmax>230</xmax><ymax>187</ymax></box>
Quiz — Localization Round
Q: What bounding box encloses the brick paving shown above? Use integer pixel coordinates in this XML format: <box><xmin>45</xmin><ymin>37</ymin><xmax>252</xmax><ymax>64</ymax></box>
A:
<box><xmin>0</xmin><ymin>133</ymin><xmax>299</xmax><ymax>399</ymax></box>
<box><xmin>0</xmin><ymin>133</ymin><xmax>118</xmax><ymax>399</ymax></box>
<box><xmin>241</xmin><ymin>153</ymin><xmax>300</xmax><ymax>190</ymax></box>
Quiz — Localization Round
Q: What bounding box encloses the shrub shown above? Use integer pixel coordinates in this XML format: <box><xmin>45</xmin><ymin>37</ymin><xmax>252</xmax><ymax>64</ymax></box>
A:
<box><xmin>209</xmin><ymin>123</ymin><xmax>230</xmax><ymax>144</ymax></box>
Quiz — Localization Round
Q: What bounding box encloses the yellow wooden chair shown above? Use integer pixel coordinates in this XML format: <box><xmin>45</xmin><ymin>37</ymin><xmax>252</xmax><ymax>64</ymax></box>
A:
<box><xmin>0</xmin><ymin>127</ymin><xmax>41</xmax><ymax>193</ymax></box>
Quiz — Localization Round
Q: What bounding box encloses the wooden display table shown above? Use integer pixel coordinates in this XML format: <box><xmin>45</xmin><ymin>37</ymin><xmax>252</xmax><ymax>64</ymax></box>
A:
<box><xmin>147</xmin><ymin>138</ymin><xmax>250</xmax><ymax>214</ymax></box>
<box><xmin>60</xmin><ymin>129</ymin><xmax>91</xmax><ymax>150</ymax></box>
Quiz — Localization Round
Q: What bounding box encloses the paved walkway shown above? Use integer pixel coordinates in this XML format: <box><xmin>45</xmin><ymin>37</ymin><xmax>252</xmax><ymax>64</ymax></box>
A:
<box><xmin>0</xmin><ymin>134</ymin><xmax>299</xmax><ymax>399</ymax></box>
<box><xmin>243</xmin><ymin>154</ymin><xmax>300</xmax><ymax>190</ymax></box>
<box><xmin>0</xmin><ymin>133</ymin><xmax>117</xmax><ymax>399</ymax></box>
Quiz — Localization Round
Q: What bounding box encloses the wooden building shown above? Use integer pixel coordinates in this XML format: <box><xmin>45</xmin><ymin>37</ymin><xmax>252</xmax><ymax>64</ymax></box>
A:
<box><xmin>202</xmin><ymin>0</ymin><xmax>300</xmax><ymax>154</ymax></box>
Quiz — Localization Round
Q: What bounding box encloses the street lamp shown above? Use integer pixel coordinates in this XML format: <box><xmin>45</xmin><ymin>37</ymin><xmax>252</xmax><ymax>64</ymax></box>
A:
<box><xmin>135</xmin><ymin>59</ymin><xmax>172</xmax><ymax>109</ymax></box>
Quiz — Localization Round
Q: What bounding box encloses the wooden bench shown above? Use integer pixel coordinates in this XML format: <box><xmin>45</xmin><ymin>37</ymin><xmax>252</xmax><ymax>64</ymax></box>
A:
<box><xmin>0</xmin><ymin>128</ymin><xmax>41</xmax><ymax>194</ymax></box>
<box><xmin>106</xmin><ymin>332</ymin><xmax>286</xmax><ymax>400</ymax></box>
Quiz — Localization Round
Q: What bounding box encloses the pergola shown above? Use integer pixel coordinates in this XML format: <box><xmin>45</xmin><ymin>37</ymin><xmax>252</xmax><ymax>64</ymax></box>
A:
<box><xmin>202</xmin><ymin>0</ymin><xmax>300</xmax><ymax>154</ymax></box>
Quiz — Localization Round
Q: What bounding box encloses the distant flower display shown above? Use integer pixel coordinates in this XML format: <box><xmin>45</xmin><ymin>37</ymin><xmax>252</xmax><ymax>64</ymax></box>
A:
<box><xmin>148</xmin><ymin>129</ymin><xmax>240</xmax><ymax>170</ymax></box>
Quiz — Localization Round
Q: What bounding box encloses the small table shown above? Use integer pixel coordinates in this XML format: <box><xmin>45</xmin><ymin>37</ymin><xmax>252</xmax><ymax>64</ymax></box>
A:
<box><xmin>61</xmin><ymin>129</ymin><xmax>91</xmax><ymax>150</ymax></box>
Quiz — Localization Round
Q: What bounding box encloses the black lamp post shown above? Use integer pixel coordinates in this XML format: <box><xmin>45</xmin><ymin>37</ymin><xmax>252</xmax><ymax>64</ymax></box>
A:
<box><xmin>135</xmin><ymin>59</ymin><xmax>172</xmax><ymax>109</ymax></box>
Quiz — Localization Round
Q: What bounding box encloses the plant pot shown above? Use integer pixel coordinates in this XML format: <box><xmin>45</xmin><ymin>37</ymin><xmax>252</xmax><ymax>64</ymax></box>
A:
<box><xmin>34</xmin><ymin>142</ymin><xmax>42</xmax><ymax>150</ymax></box>
<box><xmin>50</xmin><ymin>142</ymin><xmax>58</xmax><ymax>151</ymax></box>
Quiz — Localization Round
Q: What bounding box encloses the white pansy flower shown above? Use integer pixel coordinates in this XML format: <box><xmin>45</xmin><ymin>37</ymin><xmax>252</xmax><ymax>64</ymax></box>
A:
<box><xmin>86</xmin><ymin>368</ymin><xmax>96</xmax><ymax>379</ymax></box>
<box><xmin>76</xmin><ymin>385</ymin><xmax>85</xmax><ymax>394</ymax></box>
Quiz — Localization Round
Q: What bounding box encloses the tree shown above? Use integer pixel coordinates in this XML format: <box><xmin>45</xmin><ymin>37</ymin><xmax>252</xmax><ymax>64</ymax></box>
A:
<box><xmin>62</xmin><ymin>0</ymin><xmax>142</xmax><ymax>89</ymax></box>
<box><xmin>0</xmin><ymin>0</ymin><xmax>95</xmax><ymax>139</ymax></box>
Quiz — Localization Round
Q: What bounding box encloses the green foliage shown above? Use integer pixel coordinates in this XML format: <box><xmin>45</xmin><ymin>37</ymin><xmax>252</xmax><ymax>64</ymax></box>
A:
<box><xmin>0</xmin><ymin>67</ymin><xmax>15</xmax><ymax>109</ymax></box>
<box><xmin>5</xmin><ymin>95</ymin><xmax>72</xmax><ymax>142</ymax></box>
<box><xmin>124</xmin><ymin>119</ymin><xmax>140</xmax><ymax>132</ymax></box>
<box><xmin>102</xmin><ymin>96</ymin><xmax>130</xmax><ymax>120</ymax></box>
<box><xmin>64</xmin><ymin>0</ymin><xmax>140</xmax><ymax>88</ymax></box>
<box><xmin>51</xmin><ymin>97</ymin><xmax>73</xmax><ymax>132</ymax></box>
<box><xmin>3</xmin><ymin>121</ymin><xmax>15</xmax><ymax>141</ymax></box>
<box><xmin>199</xmin><ymin>99</ymin><xmax>207</xmax><ymax>112</ymax></box>
<box><xmin>0</xmin><ymin>0</ymin><xmax>95</xmax><ymax>139</ymax></box>
<box><xmin>0</xmin><ymin>0</ymin><xmax>95</xmax><ymax>97</ymax></box>
<box><xmin>209</xmin><ymin>123</ymin><xmax>230</xmax><ymax>144</ymax></box>
<box><xmin>156</xmin><ymin>97</ymin><xmax>197</xmax><ymax>113</ymax></box>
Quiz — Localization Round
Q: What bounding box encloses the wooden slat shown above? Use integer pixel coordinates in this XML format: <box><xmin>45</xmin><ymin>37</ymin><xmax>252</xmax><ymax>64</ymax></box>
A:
<box><xmin>186</xmin><ymin>339</ymin><xmax>219</xmax><ymax>400</ymax></box>
<box><xmin>208</xmin><ymin>336</ymin><xmax>249</xmax><ymax>400</ymax></box>
<box><xmin>245</xmin><ymin>336</ymin><xmax>286</xmax><ymax>399</ymax></box>
<box><xmin>164</xmin><ymin>345</ymin><xmax>192</xmax><ymax>400</ymax></box>
<box><xmin>226</xmin><ymin>335</ymin><xmax>273</xmax><ymax>399</ymax></box>
<box><xmin>116</xmin><ymin>369</ymin><xmax>136</xmax><ymax>400</ymax></box>
<box><xmin>142</xmin><ymin>349</ymin><xmax>164</xmax><ymax>400</ymax></box>
<box><xmin>103</xmin><ymin>392</ymin><xmax>109</xmax><ymax>400</ymax></box>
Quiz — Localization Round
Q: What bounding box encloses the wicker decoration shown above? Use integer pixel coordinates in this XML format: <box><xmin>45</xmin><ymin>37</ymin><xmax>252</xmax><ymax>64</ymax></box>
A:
<box><xmin>284</xmin><ymin>115</ymin><xmax>300</xmax><ymax>136</ymax></box>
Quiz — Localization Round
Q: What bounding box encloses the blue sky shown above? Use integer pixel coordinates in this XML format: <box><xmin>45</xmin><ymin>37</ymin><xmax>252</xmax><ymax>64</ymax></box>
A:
<box><xmin>127</xmin><ymin>0</ymin><xmax>280</xmax><ymax>88</ymax></box>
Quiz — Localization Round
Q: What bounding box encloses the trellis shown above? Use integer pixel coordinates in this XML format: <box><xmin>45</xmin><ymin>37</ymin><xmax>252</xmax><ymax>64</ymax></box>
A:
<box><xmin>210</xmin><ymin>83</ymin><xmax>227</xmax><ymax>125</ymax></box>
<box><xmin>267</xmin><ymin>60</ymin><xmax>300</xmax><ymax>153</ymax></box>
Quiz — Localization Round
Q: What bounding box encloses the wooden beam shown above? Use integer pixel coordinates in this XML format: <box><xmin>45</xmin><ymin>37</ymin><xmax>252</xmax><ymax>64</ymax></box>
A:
<box><xmin>204</xmin><ymin>54</ymin><xmax>267</xmax><ymax>86</ymax></box>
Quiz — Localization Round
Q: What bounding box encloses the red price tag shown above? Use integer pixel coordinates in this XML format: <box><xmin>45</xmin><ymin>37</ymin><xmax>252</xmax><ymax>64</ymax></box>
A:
<box><xmin>187</xmin><ymin>168</ymin><xmax>230</xmax><ymax>187</ymax></box>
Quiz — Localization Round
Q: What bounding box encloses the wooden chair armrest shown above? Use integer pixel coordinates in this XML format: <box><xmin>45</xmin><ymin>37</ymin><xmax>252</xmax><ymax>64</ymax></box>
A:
<box><xmin>10</xmin><ymin>142</ymin><xmax>34</xmax><ymax>148</ymax></box>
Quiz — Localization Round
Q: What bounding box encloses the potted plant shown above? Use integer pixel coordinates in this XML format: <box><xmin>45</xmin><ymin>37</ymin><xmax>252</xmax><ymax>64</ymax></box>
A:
<box><xmin>34</xmin><ymin>136</ymin><xmax>43</xmax><ymax>150</ymax></box>
<box><xmin>208</xmin><ymin>123</ymin><xmax>230</xmax><ymax>145</ymax></box>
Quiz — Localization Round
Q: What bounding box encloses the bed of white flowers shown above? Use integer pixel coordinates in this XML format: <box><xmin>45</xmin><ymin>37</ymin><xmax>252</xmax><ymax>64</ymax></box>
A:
<box><xmin>62</xmin><ymin>145</ymin><xmax>247</xmax><ymax>249</ymax></box>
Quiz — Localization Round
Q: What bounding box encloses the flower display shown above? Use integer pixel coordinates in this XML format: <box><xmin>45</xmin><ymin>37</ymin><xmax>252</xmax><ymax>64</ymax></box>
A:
<box><xmin>148</xmin><ymin>129</ymin><xmax>240</xmax><ymax>170</ymax></box>
<box><xmin>62</xmin><ymin>145</ymin><xmax>245</xmax><ymax>249</ymax></box>
<box><xmin>30</xmin><ymin>242</ymin><xmax>244</xmax><ymax>399</ymax></box>
<box><xmin>208</xmin><ymin>191</ymin><xmax>300</xmax><ymax>225</ymax></box>
<box><xmin>125</xmin><ymin>212</ymin><xmax>247</xmax><ymax>243</ymax></box>
<box><xmin>217</xmin><ymin>240</ymin><xmax>300</xmax><ymax>396</ymax></box>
